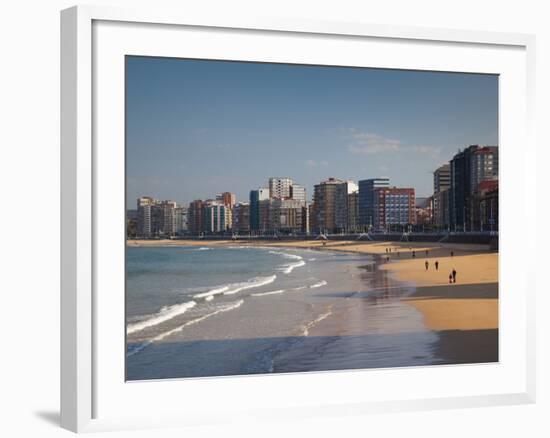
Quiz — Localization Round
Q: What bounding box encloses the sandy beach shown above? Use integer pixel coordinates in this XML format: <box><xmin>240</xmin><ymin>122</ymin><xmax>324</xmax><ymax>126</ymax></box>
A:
<box><xmin>128</xmin><ymin>238</ymin><xmax>498</xmax><ymax>366</ymax></box>
<box><xmin>274</xmin><ymin>239</ymin><xmax>498</xmax><ymax>364</ymax></box>
<box><xmin>302</xmin><ymin>240</ymin><xmax>498</xmax><ymax>364</ymax></box>
<box><xmin>346</xmin><ymin>241</ymin><xmax>498</xmax><ymax>364</ymax></box>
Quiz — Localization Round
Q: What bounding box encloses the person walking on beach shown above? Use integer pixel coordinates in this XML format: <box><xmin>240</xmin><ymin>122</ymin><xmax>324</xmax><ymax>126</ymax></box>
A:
<box><xmin>435</xmin><ymin>260</ymin><xmax>439</xmax><ymax>270</ymax></box>
<box><xmin>412</xmin><ymin>250</ymin><xmax>416</xmax><ymax>258</ymax></box>
<box><xmin>425</xmin><ymin>260</ymin><xmax>429</xmax><ymax>271</ymax></box>
<box><xmin>451</xmin><ymin>250</ymin><xmax>454</xmax><ymax>257</ymax></box>
<box><xmin>449</xmin><ymin>273</ymin><xmax>453</xmax><ymax>284</ymax></box>
<box><xmin>452</xmin><ymin>268</ymin><xmax>457</xmax><ymax>283</ymax></box>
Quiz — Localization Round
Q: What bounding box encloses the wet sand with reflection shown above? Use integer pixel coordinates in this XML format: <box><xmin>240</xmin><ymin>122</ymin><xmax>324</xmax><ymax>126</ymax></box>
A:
<box><xmin>266</xmin><ymin>240</ymin><xmax>499</xmax><ymax>365</ymax></box>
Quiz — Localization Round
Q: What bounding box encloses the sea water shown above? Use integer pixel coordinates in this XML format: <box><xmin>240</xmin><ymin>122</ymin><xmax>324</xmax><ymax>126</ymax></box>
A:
<box><xmin>126</xmin><ymin>245</ymin><xmax>438</xmax><ymax>380</ymax></box>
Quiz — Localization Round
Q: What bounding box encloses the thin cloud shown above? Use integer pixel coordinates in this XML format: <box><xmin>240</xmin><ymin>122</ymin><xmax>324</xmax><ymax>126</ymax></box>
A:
<box><xmin>305</xmin><ymin>159</ymin><xmax>317</xmax><ymax>167</ymax></box>
<box><xmin>305</xmin><ymin>159</ymin><xmax>329</xmax><ymax>167</ymax></box>
<box><xmin>347</xmin><ymin>132</ymin><xmax>401</xmax><ymax>155</ymax></box>
<box><xmin>347</xmin><ymin>130</ymin><xmax>441</xmax><ymax>160</ymax></box>
<box><xmin>412</xmin><ymin>145</ymin><xmax>443</xmax><ymax>159</ymax></box>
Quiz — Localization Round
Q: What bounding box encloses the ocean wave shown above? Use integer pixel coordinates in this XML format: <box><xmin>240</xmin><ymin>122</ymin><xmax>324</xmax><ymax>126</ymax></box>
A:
<box><xmin>223</xmin><ymin>275</ymin><xmax>277</xmax><ymax>295</ymax></box>
<box><xmin>309</xmin><ymin>280</ymin><xmax>327</xmax><ymax>289</ymax></box>
<box><xmin>196</xmin><ymin>247</ymin><xmax>212</xmax><ymax>251</ymax></box>
<box><xmin>301</xmin><ymin>307</ymin><xmax>333</xmax><ymax>336</ymax></box>
<box><xmin>192</xmin><ymin>275</ymin><xmax>278</xmax><ymax>301</ymax></box>
<box><xmin>126</xmin><ymin>300</ymin><xmax>196</xmax><ymax>335</ymax></box>
<box><xmin>251</xmin><ymin>289</ymin><xmax>286</xmax><ymax>297</ymax></box>
<box><xmin>269</xmin><ymin>250</ymin><xmax>306</xmax><ymax>274</ymax></box>
<box><xmin>269</xmin><ymin>251</ymin><xmax>306</xmax><ymax>274</ymax></box>
<box><xmin>269</xmin><ymin>250</ymin><xmax>303</xmax><ymax>261</ymax></box>
<box><xmin>193</xmin><ymin>285</ymin><xmax>230</xmax><ymax>300</ymax></box>
<box><xmin>127</xmin><ymin>300</ymin><xmax>244</xmax><ymax>356</ymax></box>
<box><xmin>228</xmin><ymin>245</ymin><xmax>272</xmax><ymax>250</ymax></box>
<box><xmin>281</xmin><ymin>260</ymin><xmax>306</xmax><ymax>274</ymax></box>
<box><xmin>251</xmin><ymin>282</ymin><xmax>310</xmax><ymax>297</ymax></box>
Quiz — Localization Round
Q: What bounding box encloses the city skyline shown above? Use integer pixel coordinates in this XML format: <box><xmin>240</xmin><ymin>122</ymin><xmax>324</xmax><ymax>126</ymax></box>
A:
<box><xmin>131</xmin><ymin>140</ymin><xmax>499</xmax><ymax>237</ymax></box>
<box><xmin>126</xmin><ymin>56</ymin><xmax>498</xmax><ymax>209</ymax></box>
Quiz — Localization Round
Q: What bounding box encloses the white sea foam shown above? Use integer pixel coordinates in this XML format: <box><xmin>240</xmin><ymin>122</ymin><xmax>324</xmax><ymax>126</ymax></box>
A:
<box><xmin>269</xmin><ymin>250</ymin><xmax>303</xmax><ymax>260</ymax></box>
<box><xmin>228</xmin><ymin>245</ymin><xmax>272</xmax><ymax>250</ymax></box>
<box><xmin>192</xmin><ymin>275</ymin><xmax>277</xmax><ymax>301</ymax></box>
<box><xmin>127</xmin><ymin>300</ymin><xmax>244</xmax><ymax>356</ymax></box>
<box><xmin>126</xmin><ymin>301</ymin><xmax>197</xmax><ymax>335</ymax></box>
<box><xmin>223</xmin><ymin>275</ymin><xmax>277</xmax><ymax>295</ymax></box>
<box><xmin>269</xmin><ymin>251</ymin><xmax>306</xmax><ymax>274</ymax></box>
<box><xmin>281</xmin><ymin>260</ymin><xmax>306</xmax><ymax>274</ymax></box>
<box><xmin>309</xmin><ymin>280</ymin><xmax>328</xmax><ymax>289</ymax></box>
<box><xmin>251</xmin><ymin>283</ymin><xmax>310</xmax><ymax>297</ymax></box>
<box><xmin>301</xmin><ymin>307</ymin><xmax>333</xmax><ymax>336</ymax></box>
<box><xmin>197</xmin><ymin>247</ymin><xmax>212</xmax><ymax>251</ymax></box>
<box><xmin>251</xmin><ymin>289</ymin><xmax>286</xmax><ymax>297</ymax></box>
<box><xmin>193</xmin><ymin>285</ymin><xmax>230</xmax><ymax>299</ymax></box>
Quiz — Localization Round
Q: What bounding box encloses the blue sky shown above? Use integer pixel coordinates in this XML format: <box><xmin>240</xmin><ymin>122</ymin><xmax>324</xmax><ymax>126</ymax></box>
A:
<box><xmin>126</xmin><ymin>56</ymin><xmax>498</xmax><ymax>208</ymax></box>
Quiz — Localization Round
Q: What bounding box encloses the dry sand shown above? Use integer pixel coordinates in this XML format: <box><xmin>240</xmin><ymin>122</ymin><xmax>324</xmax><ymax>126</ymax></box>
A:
<box><xmin>370</xmin><ymin>244</ymin><xmax>498</xmax><ymax>331</ymax></box>
<box><xmin>379</xmin><ymin>244</ymin><xmax>499</xmax><ymax>364</ymax></box>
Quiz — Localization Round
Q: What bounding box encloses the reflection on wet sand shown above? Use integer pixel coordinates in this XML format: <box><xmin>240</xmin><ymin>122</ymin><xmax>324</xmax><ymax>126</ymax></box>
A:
<box><xmin>273</xmin><ymin>255</ymin><xmax>440</xmax><ymax>373</ymax></box>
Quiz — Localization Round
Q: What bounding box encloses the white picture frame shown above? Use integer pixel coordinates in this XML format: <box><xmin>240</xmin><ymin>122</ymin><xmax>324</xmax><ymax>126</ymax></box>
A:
<box><xmin>60</xmin><ymin>4</ymin><xmax>536</xmax><ymax>433</ymax></box>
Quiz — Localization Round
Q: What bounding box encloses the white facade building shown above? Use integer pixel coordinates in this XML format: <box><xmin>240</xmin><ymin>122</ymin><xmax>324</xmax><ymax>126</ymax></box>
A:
<box><xmin>269</xmin><ymin>177</ymin><xmax>293</xmax><ymax>199</ymax></box>
<box><xmin>290</xmin><ymin>184</ymin><xmax>307</xmax><ymax>202</ymax></box>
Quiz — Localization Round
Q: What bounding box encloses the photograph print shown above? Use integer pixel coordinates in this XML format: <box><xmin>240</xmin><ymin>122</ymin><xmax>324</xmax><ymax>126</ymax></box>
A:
<box><xmin>125</xmin><ymin>56</ymin><xmax>499</xmax><ymax>381</ymax></box>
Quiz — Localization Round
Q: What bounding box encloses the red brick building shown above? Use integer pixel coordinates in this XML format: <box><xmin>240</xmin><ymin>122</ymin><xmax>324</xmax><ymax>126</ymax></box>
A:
<box><xmin>373</xmin><ymin>187</ymin><xmax>415</xmax><ymax>231</ymax></box>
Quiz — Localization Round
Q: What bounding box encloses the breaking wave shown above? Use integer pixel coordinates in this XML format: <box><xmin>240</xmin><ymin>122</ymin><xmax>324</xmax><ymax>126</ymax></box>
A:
<box><xmin>270</xmin><ymin>251</ymin><xmax>306</xmax><ymax>274</ymax></box>
<box><xmin>310</xmin><ymin>280</ymin><xmax>327</xmax><ymax>289</ymax></box>
<box><xmin>281</xmin><ymin>260</ymin><xmax>306</xmax><ymax>274</ymax></box>
<box><xmin>126</xmin><ymin>301</ymin><xmax>196</xmax><ymax>335</ymax></box>
<box><xmin>224</xmin><ymin>275</ymin><xmax>277</xmax><ymax>295</ymax></box>
<box><xmin>269</xmin><ymin>250</ymin><xmax>303</xmax><ymax>260</ymax></box>
<box><xmin>301</xmin><ymin>307</ymin><xmax>333</xmax><ymax>336</ymax></box>
<box><xmin>251</xmin><ymin>289</ymin><xmax>286</xmax><ymax>297</ymax></box>
<box><xmin>127</xmin><ymin>300</ymin><xmax>244</xmax><ymax>356</ymax></box>
<box><xmin>193</xmin><ymin>285</ymin><xmax>230</xmax><ymax>300</ymax></box>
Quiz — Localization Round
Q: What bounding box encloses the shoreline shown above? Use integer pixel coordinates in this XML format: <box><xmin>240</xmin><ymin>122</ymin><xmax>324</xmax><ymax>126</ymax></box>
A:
<box><xmin>128</xmin><ymin>238</ymin><xmax>499</xmax><ymax>365</ymax></box>
<box><xmin>127</xmin><ymin>238</ymin><xmax>493</xmax><ymax>252</ymax></box>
